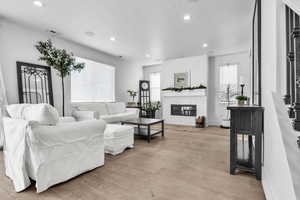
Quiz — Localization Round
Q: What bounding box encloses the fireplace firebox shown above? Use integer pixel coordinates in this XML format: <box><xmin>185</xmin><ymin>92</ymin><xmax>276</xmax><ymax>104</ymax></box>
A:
<box><xmin>171</xmin><ymin>104</ymin><xmax>197</xmax><ymax>117</ymax></box>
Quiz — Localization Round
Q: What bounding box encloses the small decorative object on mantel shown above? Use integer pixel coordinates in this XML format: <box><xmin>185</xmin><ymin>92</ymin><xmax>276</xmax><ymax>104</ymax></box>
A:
<box><xmin>162</xmin><ymin>84</ymin><xmax>207</xmax><ymax>92</ymax></box>
<box><xmin>35</xmin><ymin>39</ymin><xmax>85</xmax><ymax>116</ymax></box>
<box><xmin>195</xmin><ymin>116</ymin><xmax>205</xmax><ymax>128</ymax></box>
<box><xmin>127</xmin><ymin>89</ymin><xmax>137</xmax><ymax>106</ymax></box>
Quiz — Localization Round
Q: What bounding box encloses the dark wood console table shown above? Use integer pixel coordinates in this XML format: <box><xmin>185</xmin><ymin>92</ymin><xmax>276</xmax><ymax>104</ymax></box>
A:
<box><xmin>227</xmin><ymin>105</ymin><xmax>264</xmax><ymax>180</ymax></box>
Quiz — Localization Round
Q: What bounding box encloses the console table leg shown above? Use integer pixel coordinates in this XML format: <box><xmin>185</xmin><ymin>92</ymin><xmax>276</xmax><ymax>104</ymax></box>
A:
<box><xmin>162</xmin><ymin>121</ymin><xmax>164</xmax><ymax>137</ymax></box>
<box><xmin>147</xmin><ymin>125</ymin><xmax>151</xmax><ymax>143</ymax></box>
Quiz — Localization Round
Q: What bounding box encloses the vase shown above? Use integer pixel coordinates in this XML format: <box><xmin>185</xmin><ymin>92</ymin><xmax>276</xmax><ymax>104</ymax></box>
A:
<box><xmin>237</xmin><ymin>100</ymin><xmax>245</xmax><ymax>105</ymax></box>
<box><xmin>127</xmin><ymin>102</ymin><xmax>136</xmax><ymax>107</ymax></box>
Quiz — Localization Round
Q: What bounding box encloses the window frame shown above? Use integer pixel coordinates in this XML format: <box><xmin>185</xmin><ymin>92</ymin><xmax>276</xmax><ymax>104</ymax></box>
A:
<box><xmin>149</xmin><ymin>72</ymin><xmax>161</xmax><ymax>102</ymax></box>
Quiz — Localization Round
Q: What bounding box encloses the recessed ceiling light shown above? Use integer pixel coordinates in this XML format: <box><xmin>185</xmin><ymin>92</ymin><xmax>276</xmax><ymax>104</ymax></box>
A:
<box><xmin>46</xmin><ymin>29</ymin><xmax>58</xmax><ymax>36</ymax></box>
<box><xmin>183</xmin><ymin>14</ymin><xmax>191</xmax><ymax>21</ymax></box>
<box><xmin>33</xmin><ymin>1</ymin><xmax>43</xmax><ymax>7</ymax></box>
<box><xmin>85</xmin><ymin>31</ymin><xmax>95</xmax><ymax>37</ymax></box>
<box><xmin>145</xmin><ymin>54</ymin><xmax>151</xmax><ymax>58</ymax></box>
<box><xmin>110</xmin><ymin>37</ymin><xmax>116</xmax><ymax>41</ymax></box>
<box><xmin>203</xmin><ymin>43</ymin><xmax>208</xmax><ymax>48</ymax></box>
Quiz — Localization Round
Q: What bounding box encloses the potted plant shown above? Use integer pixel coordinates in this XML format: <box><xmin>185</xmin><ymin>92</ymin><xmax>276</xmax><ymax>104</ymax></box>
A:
<box><xmin>143</xmin><ymin>101</ymin><xmax>161</xmax><ymax>118</ymax></box>
<box><xmin>235</xmin><ymin>95</ymin><xmax>248</xmax><ymax>105</ymax></box>
<box><xmin>35</xmin><ymin>39</ymin><xmax>85</xmax><ymax>116</ymax></box>
<box><xmin>127</xmin><ymin>89</ymin><xmax>137</xmax><ymax>106</ymax></box>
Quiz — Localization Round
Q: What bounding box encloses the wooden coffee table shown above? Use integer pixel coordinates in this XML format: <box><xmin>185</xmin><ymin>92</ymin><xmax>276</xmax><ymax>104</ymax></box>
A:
<box><xmin>120</xmin><ymin>118</ymin><xmax>164</xmax><ymax>143</ymax></box>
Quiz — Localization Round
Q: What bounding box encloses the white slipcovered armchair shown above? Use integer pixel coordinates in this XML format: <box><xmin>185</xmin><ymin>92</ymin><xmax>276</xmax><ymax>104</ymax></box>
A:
<box><xmin>2</xmin><ymin>104</ymin><xmax>106</xmax><ymax>193</ymax></box>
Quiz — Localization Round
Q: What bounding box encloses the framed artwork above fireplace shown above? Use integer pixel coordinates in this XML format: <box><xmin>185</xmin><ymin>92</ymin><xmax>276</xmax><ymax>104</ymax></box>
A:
<box><xmin>174</xmin><ymin>72</ymin><xmax>189</xmax><ymax>88</ymax></box>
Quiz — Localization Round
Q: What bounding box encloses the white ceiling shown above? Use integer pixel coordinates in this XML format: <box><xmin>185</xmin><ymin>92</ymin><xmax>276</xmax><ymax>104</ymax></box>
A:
<box><xmin>0</xmin><ymin>0</ymin><xmax>253</xmax><ymax>62</ymax></box>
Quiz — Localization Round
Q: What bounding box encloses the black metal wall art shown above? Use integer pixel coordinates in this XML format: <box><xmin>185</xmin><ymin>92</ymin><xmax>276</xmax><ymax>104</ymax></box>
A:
<box><xmin>17</xmin><ymin>62</ymin><xmax>54</xmax><ymax>105</ymax></box>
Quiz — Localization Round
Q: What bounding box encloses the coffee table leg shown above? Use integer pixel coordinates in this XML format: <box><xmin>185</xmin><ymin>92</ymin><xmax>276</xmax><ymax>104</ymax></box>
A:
<box><xmin>147</xmin><ymin>125</ymin><xmax>151</xmax><ymax>143</ymax></box>
<box><xmin>137</xmin><ymin>124</ymin><xmax>140</xmax><ymax>135</ymax></box>
<box><xmin>162</xmin><ymin>120</ymin><xmax>164</xmax><ymax>137</ymax></box>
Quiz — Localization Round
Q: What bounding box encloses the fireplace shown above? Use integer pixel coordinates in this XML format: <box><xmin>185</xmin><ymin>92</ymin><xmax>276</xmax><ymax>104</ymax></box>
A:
<box><xmin>171</xmin><ymin>104</ymin><xmax>197</xmax><ymax>117</ymax></box>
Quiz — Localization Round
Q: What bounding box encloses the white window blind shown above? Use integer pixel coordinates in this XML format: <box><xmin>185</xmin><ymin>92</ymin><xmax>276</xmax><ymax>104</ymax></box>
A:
<box><xmin>219</xmin><ymin>64</ymin><xmax>238</xmax><ymax>91</ymax></box>
<box><xmin>71</xmin><ymin>57</ymin><xmax>115</xmax><ymax>102</ymax></box>
<box><xmin>150</xmin><ymin>72</ymin><xmax>161</xmax><ymax>102</ymax></box>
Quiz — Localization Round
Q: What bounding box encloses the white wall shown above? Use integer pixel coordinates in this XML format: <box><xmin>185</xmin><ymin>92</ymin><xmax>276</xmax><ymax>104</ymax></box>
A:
<box><xmin>160</xmin><ymin>55</ymin><xmax>208</xmax><ymax>89</ymax></box>
<box><xmin>207</xmin><ymin>51</ymin><xmax>251</xmax><ymax>125</ymax></box>
<box><xmin>115</xmin><ymin>60</ymin><xmax>143</xmax><ymax>103</ymax></box>
<box><xmin>0</xmin><ymin>20</ymin><xmax>120</xmax><ymax>115</ymax></box>
<box><xmin>143</xmin><ymin>64</ymin><xmax>162</xmax><ymax>81</ymax></box>
<box><xmin>261</xmin><ymin>0</ymin><xmax>298</xmax><ymax>199</ymax></box>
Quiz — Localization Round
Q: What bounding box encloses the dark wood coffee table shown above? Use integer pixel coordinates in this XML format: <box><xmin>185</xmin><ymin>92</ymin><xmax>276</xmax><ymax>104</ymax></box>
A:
<box><xmin>120</xmin><ymin>118</ymin><xmax>164</xmax><ymax>143</ymax></box>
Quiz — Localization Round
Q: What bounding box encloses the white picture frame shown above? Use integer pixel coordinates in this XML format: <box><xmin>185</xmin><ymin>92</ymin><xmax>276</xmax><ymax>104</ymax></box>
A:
<box><xmin>174</xmin><ymin>72</ymin><xmax>189</xmax><ymax>88</ymax></box>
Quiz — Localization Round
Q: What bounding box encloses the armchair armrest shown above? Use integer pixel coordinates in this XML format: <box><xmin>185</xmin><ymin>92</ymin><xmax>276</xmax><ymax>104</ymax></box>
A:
<box><xmin>72</xmin><ymin>110</ymin><xmax>99</xmax><ymax>121</ymax></box>
<box><xmin>2</xmin><ymin>117</ymin><xmax>30</xmax><ymax>151</ymax></box>
<box><xmin>126</xmin><ymin>108</ymin><xmax>140</xmax><ymax>118</ymax></box>
<box><xmin>29</xmin><ymin>119</ymin><xmax>106</xmax><ymax>147</ymax></box>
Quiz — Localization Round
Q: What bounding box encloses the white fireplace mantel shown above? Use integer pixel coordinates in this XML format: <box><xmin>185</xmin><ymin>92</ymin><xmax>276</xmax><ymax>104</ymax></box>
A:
<box><xmin>162</xmin><ymin>89</ymin><xmax>207</xmax><ymax>126</ymax></box>
<box><xmin>162</xmin><ymin>89</ymin><xmax>206</xmax><ymax>97</ymax></box>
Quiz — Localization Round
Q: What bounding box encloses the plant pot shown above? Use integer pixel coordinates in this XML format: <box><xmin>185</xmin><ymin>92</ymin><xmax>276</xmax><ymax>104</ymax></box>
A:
<box><xmin>237</xmin><ymin>100</ymin><xmax>246</xmax><ymax>105</ymax></box>
<box><xmin>127</xmin><ymin>102</ymin><xmax>136</xmax><ymax>107</ymax></box>
<box><xmin>145</xmin><ymin>110</ymin><xmax>156</xmax><ymax>118</ymax></box>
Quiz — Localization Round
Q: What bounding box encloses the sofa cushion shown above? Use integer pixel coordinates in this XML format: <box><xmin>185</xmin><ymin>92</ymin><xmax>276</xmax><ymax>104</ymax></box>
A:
<box><xmin>6</xmin><ymin>103</ymin><xmax>59</xmax><ymax>125</ymax></box>
<box><xmin>106</xmin><ymin>102</ymin><xmax>126</xmax><ymax>115</ymax></box>
<box><xmin>75</xmin><ymin>103</ymin><xmax>108</xmax><ymax>116</ymax></box>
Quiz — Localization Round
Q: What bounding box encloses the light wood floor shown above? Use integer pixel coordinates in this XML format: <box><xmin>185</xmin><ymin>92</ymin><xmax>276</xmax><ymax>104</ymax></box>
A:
<box><xmin>0</xmin><ymin>125</ymin><xmax>265</xmax><ymax>200</ymax></box>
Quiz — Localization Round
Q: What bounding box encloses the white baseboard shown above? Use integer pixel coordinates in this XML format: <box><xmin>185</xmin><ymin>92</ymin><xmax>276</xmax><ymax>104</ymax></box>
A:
<box><xmin>207</xmin><ymin>121</ymin><xmax>220</xmax><ymax>126</ymax></box>
<box><xmin>262</xmin><ymin>180</ymin><xmax>276</xmax><ymax>200</ymax></box>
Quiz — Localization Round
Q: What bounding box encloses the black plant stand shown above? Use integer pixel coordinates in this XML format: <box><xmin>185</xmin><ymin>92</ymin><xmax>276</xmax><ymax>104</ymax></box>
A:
<box><xmin>227</xmin><ymin>105</ymin><xmax>264</xmax><ymax>180</ymax></box>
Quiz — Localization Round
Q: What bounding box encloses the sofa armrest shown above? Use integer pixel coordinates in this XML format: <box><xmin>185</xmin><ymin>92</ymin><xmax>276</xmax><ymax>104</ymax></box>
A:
<box><xmin>126</xmin><ymin>108</ymin><xmax>140</xmax><ymax>118</ymax></box>
<box><xmin>72</xmin><ymin>110</ymin><xmax>99</xmax><ymax>121</ymax></box>
<box><xmin>58</xmin><ymin>116</ymin><xmax>76</xmax><ymax>124</ymax></box>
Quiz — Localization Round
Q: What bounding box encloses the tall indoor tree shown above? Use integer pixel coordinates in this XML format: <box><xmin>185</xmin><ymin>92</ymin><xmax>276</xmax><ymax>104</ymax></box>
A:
<box><xmin>35</xmin><ymin>39</ymin><xmax>85</xmax><ymax>116</ymax></box>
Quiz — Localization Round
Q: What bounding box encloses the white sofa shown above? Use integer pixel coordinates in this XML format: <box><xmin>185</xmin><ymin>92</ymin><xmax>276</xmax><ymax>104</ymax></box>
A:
<box><xmin>72</xmin><ymin>102</ymin><xmax>139</xmax><ymax>123</ymax></box>
<box><xmin>3</xmin><ymin>104</ymin><xmax>106</xmax><ymax>193</ymax></box>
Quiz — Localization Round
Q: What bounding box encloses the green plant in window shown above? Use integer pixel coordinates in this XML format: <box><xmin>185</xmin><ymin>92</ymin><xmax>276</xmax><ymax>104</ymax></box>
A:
<box><xmin>35</xmin><ymin>39</ymin><xmax>85</xmax><ymax>116</ymax></box>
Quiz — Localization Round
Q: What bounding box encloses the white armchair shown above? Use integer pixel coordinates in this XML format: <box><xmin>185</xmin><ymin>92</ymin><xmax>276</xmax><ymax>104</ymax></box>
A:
<box><xmin>3</xmin><ymin>104</ymin><xmax>106</xmax><ymax>193</ymax></box>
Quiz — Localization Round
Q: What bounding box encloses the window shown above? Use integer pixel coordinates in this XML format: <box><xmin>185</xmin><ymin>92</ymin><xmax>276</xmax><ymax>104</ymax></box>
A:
<box><xmin>149</xmin><ymin>72</ymin><xmax>161</xmax><ymax>102</ymax></box>
<box><xmin>219</xmin><ymin>64</ymin><xmax>238</xmax><ymax>91</ymax></box>
<box><xmin>71</xmin><ymin>57</ymin><xmax>115</xmax><ymax>102</ymax></box>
